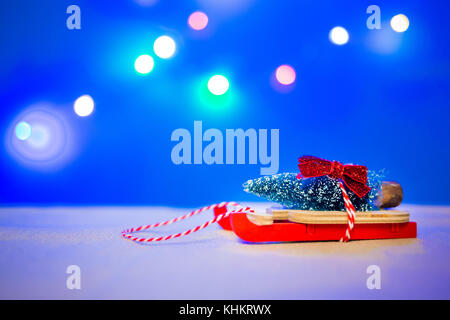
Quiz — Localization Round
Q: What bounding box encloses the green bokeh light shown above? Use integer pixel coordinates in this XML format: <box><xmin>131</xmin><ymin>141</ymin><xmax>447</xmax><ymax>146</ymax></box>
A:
<box><xmin>193</xmin><ymin>73</ymin><xmax>240</xmax><ymax>112</ymax></box>
<box><xmin>15</xmin><ymin>121</ymin><xmax>32</xmax><ymax>141</ymax></box>
<box><xmin>207</xmin><ymin>74</ymin><xmax>229</xmax><ymax>95</ymax></box>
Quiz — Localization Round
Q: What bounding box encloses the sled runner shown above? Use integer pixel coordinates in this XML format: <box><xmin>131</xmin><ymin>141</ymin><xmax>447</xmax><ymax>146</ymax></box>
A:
<box><xmin>213</xmin><ymin>206</ymin><xmax>417</xmax><ymax>243</ymax></box>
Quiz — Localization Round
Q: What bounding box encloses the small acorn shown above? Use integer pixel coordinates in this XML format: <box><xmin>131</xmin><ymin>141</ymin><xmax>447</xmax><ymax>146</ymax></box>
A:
<box><xmin>376</xmin><ymin>181</ymin><xmax>403</xmax><ymax>209</ymax></box>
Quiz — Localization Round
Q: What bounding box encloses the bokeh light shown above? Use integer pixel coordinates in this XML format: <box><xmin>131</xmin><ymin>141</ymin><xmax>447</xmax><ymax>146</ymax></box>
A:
<box><xmin>329</xmin><ymin>26</ymin><xmax>349</xmax><ymax>45</ymax></box>
<box><xmin>275</xmin><ymin>65</ymin><xmax>296</xmax><ymax>85</ymax></box>
<box><xmin>134</xmin><ymin>54</ymin><xmax>154</xmax><ymax>74</ymax></box>
<box><xmin>193</xmin><ymin>71</ymin><xmax>240</xmax><ymax>113</ymax></box>
<box><xmin>188</xmin><ymin>11</ymin><xmax>209</xmax><ymax>30</ymax></box>
<box><xmin>15</xmin><ymin>121</ymin><xmax>32</xmax><ymax>141</ymax></box>
<box><xmin>365</xmin><ymin>27</ymin><xmax>402</xmax><ymax>54</ymax></box>
<box><xmin>391</xmin><ymin>14</ymin><xmax>409</xmax><ymax>32</ymax></box>
<box><xmin>134</xmin><ymin>0</ymin><xmax>158</xmax><ymax>7</ymax></box>
<box><xmin>27</xmin><ymin>124</ymin><xmax>50</xmax><ymax>148</ymax></box>
<box><xmin>74</xmin><ymin>95</ymin><xmax>95</xmax><ymax>117</ymax></box>
<box><xmin>153</xmin><ymin>35</ymin><xmax>176</xmax><ymax>59</ymax></box>
<box><xmin>6</xmin><ymin>104</ymin><xmax>76</xmax><ymax>170</ymax></box>
<box><xmin>207</xmin><ymin>75</ymin><xmax>229</xmax><ymax>95</ymax></box>
<box><xmin>196</xmin><ymin>0</ymin><xmax>255</xmax><ymax>17</ymax></box>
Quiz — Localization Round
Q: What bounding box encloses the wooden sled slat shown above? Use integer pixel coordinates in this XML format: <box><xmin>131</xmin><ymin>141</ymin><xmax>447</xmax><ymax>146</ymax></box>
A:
<box><xmin>246</xmin><ymin>208</ymin><xmax>410</xmax><ymax>225</ymax></box>
<box><xmin>270</xmin><ymin>208</ymin><xmax>410</xmax><ymax>225</ymax></box>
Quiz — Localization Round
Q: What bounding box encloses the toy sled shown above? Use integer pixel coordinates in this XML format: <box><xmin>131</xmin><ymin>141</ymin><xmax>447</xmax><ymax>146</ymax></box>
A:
<box><xmin>213</xmin><ymin>206</ymin><xmax>417</xmax><ymax>243</ymax></box>
<box><xmin>122</xmin><ymin>157</ymin><xmax>418</xmax><ymax>245</ymax></box>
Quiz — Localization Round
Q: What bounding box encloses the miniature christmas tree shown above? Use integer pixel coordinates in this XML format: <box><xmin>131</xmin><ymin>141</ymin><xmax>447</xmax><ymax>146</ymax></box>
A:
<box><xmin>243</xmin><ymin>171</ymin><xmax>384</xmax><ymax>212</ymax></box>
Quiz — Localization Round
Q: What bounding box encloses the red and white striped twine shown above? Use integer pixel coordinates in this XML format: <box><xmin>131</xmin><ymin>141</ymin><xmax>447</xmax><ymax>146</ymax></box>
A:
<box><xmin>339</xmin><ymin>181</ymin><xmax>356</xmax><ymax>242</ymax></box>
<box><xmin>122</xmin><ymin>184</ymin><xmax>356</xmax><ymax>244</ymax></box>
<box><xmin>121</xmin><ymin>202</ymin><xmax>254</xmax><ymax>243</ymax></box>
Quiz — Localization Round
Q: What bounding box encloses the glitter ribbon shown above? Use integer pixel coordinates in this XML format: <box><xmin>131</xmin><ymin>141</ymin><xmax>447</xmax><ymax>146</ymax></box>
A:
<box><xmin>297</xmin><ymin>155</ymin><xmax>370</xmax><ymax>198</ymax></box>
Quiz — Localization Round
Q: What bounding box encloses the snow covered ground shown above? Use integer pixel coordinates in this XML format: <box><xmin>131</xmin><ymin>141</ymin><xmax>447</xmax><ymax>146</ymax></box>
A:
<box><xmin>0</xmin><ymin>203</ymin><xmax>449</xmax><ymax>299</ymax></box>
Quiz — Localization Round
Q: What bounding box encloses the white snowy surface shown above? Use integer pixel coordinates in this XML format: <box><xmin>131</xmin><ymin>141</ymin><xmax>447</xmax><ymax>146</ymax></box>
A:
<box><xmin>0</xmin><ymin>203</ymin><xmax>449</xmax><ymax>299</ymax></box>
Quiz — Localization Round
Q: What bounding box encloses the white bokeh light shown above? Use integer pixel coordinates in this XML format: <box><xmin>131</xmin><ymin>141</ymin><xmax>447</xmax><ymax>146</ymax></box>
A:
<box><xmin>6</xmin><ymin>104</ymin><xmax>76</xmax><ymax>171</ymax></box>
<box><xmin>153</xmin><ymin>35</ymin><xmax>176</xmax><ymax>59</ymax></box>
<box><xmin>329</xmin><ymin>26</ymin><xmax>349</xmax><ymax>45</ymax></box>
<box><xmin>391</xmin><ymin>14</ymin><xmax>409</xmax><ymax>32</ymax></box>
<box><xmin>27</xmin><ymin>124</ymin><xmax>50</xmax><ymax>148</ymax></box>
<box><xmin>74</xmin><ymin>95</ymin><xmax>95</xmax><ymax>117</ymax></box>
<box><xmin>207</xmin><ymin>75</ymin><xmax>229</xmax><ymax>95</ymax></box>
<box><xmin>134</xmin><ymin>54</ymin><xmax>154</xmax><ymax>74</ymax></box>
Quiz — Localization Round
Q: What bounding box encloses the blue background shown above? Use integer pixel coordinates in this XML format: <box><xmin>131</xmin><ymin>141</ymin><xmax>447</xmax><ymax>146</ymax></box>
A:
<box><xmin>0</xmin><ymin>0</ymin><xmax>449</xmax><ymax>206</ymax></box>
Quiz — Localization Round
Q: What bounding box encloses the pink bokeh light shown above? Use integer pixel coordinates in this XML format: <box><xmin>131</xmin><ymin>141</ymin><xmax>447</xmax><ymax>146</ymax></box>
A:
<box><xmin>188</xmin><ymin>11</ymin><xmax>209</xmax><ymax>31</ymax></box>
<box><xmin>275</xmin><ymin>65</ymin><xmax>296</xmax><ymax>85</ymax></box>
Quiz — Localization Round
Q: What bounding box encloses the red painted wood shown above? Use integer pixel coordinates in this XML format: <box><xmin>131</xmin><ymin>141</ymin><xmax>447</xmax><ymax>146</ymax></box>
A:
<box><xmin>228</xmin><ymin>212</ymin><xmax>417</xmax><ymax>243</ymax></box>
<box><xmin>213</xmin><ymin>205</ymin><xmax>233</xmax><ymax>231</ymax></box>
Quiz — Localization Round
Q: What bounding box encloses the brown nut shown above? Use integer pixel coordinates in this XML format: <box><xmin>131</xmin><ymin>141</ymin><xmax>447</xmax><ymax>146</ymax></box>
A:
<box><xmin>375</xmin><ymin>181</ymin><xmax>403</xmax><ymax>209</ymax></box>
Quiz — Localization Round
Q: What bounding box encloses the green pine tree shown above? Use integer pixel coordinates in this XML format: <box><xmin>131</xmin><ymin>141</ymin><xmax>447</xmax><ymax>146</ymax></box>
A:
<box><xmin>243</xmin><ymin>171</ymin><xmax>383</xmax><ymax>212</ymax></box>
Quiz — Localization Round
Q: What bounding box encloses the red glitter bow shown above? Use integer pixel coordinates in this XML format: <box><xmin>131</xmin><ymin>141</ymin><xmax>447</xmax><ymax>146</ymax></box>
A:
<box><xmin>297</xmin><ymin>155</ymin><xmax>371</xmax><ymax>198</ymax></box>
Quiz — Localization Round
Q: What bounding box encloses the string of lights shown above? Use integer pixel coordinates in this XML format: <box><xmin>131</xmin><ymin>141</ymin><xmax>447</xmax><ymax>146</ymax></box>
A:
<box><xmin>4</xmin><ymin>4</ymin><xmax>410</xmax><ymax>173</ymax></box>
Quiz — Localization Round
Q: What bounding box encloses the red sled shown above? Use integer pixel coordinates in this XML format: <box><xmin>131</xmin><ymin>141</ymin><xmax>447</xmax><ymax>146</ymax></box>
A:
<box><xmin>214</xmin><ymin>206</ymin><xmax>417</xmax><ymax>243</ymax></box>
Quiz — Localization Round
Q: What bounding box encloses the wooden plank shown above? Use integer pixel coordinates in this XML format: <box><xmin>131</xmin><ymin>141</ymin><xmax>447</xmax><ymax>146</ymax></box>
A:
<box><xmin>247</xmin><ymin>208</ymin><xmax>410</xmax><ymax>225</ymax></box>
<box><xmin>265</xmin><ymin>207</ymin><xmax>289</xmax><ymax>220</ymax></box>
<box><xmin>247</xmin><ymin>212</ymin><xmax>274</xmax><ymax>226</ymax></box>
<box><xmin>245</xmin><ymin>207</ymin><xmax>290</xmax><ymax>226</ymax></box>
